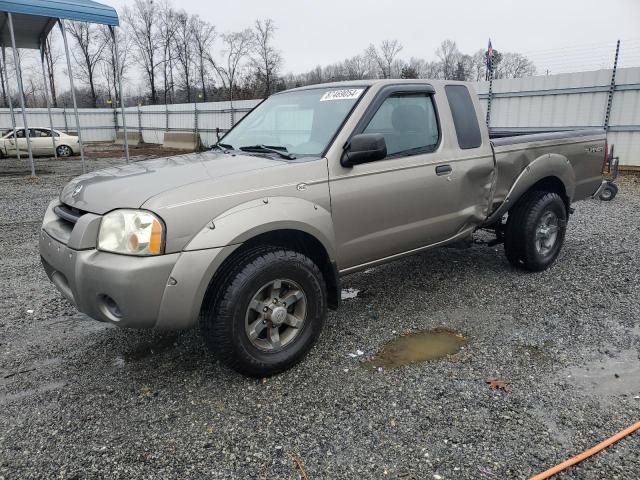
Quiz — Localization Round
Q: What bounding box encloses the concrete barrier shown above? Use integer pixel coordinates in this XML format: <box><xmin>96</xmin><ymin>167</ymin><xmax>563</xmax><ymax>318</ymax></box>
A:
<box><xmin>162</xmin><ymin>131</ymin><xmax>202</xmax><ymax>151</ymax></box>
<box><xmin>115</xmin><ymin>130</ymin><xmax>142</xmax><ymax>146</ymax></box>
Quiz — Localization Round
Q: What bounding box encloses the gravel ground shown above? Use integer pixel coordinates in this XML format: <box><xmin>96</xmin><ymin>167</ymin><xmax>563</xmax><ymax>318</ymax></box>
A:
<box><xmin>1</xmin><ymin>155</ymin><xmax>639</xmax><ymax>479</ymax></box>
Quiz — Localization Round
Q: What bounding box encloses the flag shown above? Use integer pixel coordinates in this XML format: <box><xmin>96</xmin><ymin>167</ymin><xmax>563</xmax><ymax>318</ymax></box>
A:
<box><xmin>486</xmin><ymin>39</ymin><xmax>494</xmax><ymax>80</ymax></box>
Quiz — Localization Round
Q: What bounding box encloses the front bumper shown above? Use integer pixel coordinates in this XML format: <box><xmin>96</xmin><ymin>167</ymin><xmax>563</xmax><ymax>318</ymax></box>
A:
<box><xmin>39</xmin><ymin>203</ymin><xmax>232</xmax><ymax>330</ymax></box>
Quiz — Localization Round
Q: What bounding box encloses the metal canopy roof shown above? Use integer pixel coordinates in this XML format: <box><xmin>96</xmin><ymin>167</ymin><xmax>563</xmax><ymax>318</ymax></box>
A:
<box><xmin>0</xmin><ymin>0</ymin><xmax>119</xmax><ymax>49</ymax></box>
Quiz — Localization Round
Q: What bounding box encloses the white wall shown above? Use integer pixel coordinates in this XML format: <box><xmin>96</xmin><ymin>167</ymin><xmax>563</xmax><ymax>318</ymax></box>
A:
<box><xmin>475</xmin><ymin>67</ymin><xmax>640</xmax><ymax>166</ymax></box>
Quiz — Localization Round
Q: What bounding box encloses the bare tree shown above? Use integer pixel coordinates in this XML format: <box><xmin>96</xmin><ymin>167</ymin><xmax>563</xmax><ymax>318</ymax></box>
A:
<box><xmin>191</xmin><ymin>15</ymin><xmax>216</xmax><ymax>101</ymax></box>
<box><xmin>173</xmin><ymin>11</ymin><xmax>196</xmax><ymax>102</ymax></box>
<box><xmin>344</xmin><ymin>54</ymin><xmax>372</xmax><ymax>79</ymax></box>
<box><xmin>99</xmin><ymin>25</ymin><xmax>131</xmax><ymax>105</ymax></box>
<box><xmin>380</xmin><ymin>40</ymin><xmax>403</xmax><ymax>78</ymax></box>
<box><xmin>210</xmin><ymin>29</ymin><xmax>253</xmax><ymax>104</ymax></box>
<box><xmin>43</xmin><ymin>33</ymin><xmax>62</xmax><ymax>107</ymax></box>
<box><xmin>436</xmin><ymin>40</ymin><xmax>461</xmax><ymax>80</ymax></box>
<box><xmin>366</xmin><ymin>40</ymin><xmax>403</xmax><ymax>78</ymax></box>
<box><xmin>158</xmin><ymin>1</ymin><xmax>178</xmax><ymax>103</ymax></box>
<box><xmin>495</xmin><ymin>52</ymin><xmax>536</xmax><ymax>79</ymax></box>
<box><xmin>251</xmin><ymin>19</ymin><xmax>281</xmax><ymax>97</ymax></box>
<box><xmin>470</xmin><ymin>49</ymin><xmax>487</xmax><ymax>81</ymax></box>
<box><xmin>402</xmin><ymin>57</ymin><xmax>439</xmax><ymax>79</ymax></box>
<box><xmin>123</xmin><ymin>0</ymin><xmax>159</xmax><ymax>104</ymax></box>
<box><xmin>451</xmin><ymin>54</ymin><xmax>473</xmax><ymax>81</ymax></box>
<box><xmin>67</xmin><ymin>22</ymin><xmax>109</xmax><ymax>107</ymax></box>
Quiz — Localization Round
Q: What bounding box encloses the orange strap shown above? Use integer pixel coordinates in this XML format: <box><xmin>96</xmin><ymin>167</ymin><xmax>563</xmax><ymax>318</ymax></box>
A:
<box><xmin>530</xmin><ymin>421</ymin><xmax>640</xmax><ymax>480</ymax></box>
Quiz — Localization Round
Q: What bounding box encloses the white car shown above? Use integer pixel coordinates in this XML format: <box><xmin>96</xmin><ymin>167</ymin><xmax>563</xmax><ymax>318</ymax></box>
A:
<box><xmin>0</xmin><ymin>128</ymin><xmax>80</xmax><ymax>158</ymax></box>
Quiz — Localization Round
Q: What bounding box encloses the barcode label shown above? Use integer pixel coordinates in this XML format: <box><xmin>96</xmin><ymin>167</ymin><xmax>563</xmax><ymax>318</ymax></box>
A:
<box><xmin>320</xmin><ymin>88</ymin><xmax>365</xmax><ymax>101</ymax></box>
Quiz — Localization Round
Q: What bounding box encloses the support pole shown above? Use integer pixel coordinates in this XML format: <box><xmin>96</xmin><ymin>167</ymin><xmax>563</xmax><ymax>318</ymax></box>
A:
<box><xmin>194</xmin><ymin>101</ymin><xmax>199</xmax><ymax>149</ymax></box>
<box><xmin>109</xmin><ymin>26</ymin><xmax>129</xmax><ymax>163</ymax></box>
<box><xmin>0</xmin><ymin>55</ymin><xmax>6</xmax><ymax>107</ymax></box>
<box><xmin>604</xmin><ymin>40</ymin><xmax>620</xmax><ymax>133</ymax></box>
<box><xmin>230</xmin><ymin>84</ymin><xmax>235</xmax><ymax>127</ymax></box>
<box><xmin>112</xmin><ymin>105</ymin><xmax>118</xmax><ymax>139</ymax></box>
<box><xmin>58</xmin><ymin>19</ymin><xmax>86</xmax><ymax>173</ymax></box>
<box><xmin>40</xmin><ymin>43</ymin><xmax>58</xmax><ymax>159</ymax></box>
<box><xmin>7</xmin><ymin>13</ymin><xmax>34</xmax><ymax>175</ymax></box>
<box><xmin>486</xmin><ymin>59</ymin><xmax>494</xmax><ymax>128</ymax></box>
<box><xmin>0</xmin><ymin>45</ymin><xmax>20</xmax><ymax>160</ymax></box>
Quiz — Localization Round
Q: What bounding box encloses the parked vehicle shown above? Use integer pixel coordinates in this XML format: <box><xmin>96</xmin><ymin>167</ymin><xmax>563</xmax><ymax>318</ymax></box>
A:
<box><xmin>40</xmin><ymin>80</ymin><xmax>611</xmax><ymax>376</ymax></box>
<box><xmin>0</xmin><ymin>128</ymin><xmax>79</xmax><ymax>158</ymax></box>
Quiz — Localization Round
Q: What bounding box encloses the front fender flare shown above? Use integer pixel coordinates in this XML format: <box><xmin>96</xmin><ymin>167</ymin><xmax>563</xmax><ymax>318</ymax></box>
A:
<box><xmin>183</xmin><ymin>196</ymin><xmax>336</xmax><ymax>261</ymax></box>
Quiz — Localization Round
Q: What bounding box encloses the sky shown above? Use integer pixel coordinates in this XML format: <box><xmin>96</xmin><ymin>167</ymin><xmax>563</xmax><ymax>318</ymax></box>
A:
<box><xmin>101</xmin><ymin>0</ymin><xmax>640</xmax><ymax>76</ymax></box>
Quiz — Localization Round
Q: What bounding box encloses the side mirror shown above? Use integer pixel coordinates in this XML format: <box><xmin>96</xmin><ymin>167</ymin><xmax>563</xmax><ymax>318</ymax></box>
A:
<box><xmin>341</xmin><ymin>133</ymin><xmax>387</xmax><ymax>167</ymax></box>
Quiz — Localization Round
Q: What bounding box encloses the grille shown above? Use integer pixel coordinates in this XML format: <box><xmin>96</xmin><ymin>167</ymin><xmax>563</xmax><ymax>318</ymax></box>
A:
<box><xmin>54</xmin><ymin>203</ymin><xmax>85</xmax><ymax>225</ymax></box>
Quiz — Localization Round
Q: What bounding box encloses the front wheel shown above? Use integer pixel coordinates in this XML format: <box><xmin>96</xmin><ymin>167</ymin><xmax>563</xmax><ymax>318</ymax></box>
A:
<box><xmin>56</xmin><ymin>145</ymin><xmax>72</xmax><ymax>157</ymax></box>
<box><xmin>504</xmin><ymin>191</ymin><xmax>567</xmax><ymax>271</ymax></box>
<box><xmin>200</xmin><ymin>247</ymin><xmax>327</xmax><ymax>377</ymax></box>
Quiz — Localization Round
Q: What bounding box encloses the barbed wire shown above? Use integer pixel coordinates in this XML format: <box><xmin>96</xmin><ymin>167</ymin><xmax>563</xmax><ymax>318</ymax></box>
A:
<box><xmin>518</xmin><ymin>38</ymin><xmax>640</xmax><ymax>75</ymax></box>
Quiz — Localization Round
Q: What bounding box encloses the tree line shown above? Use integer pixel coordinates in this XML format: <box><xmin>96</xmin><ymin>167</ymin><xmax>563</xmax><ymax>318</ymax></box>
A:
<box><xmin>283</xmin><ymin>39</ymin><xmax>535</xmax><ymax>89</ymax></box>
<box><xmin>0</xmin><ymin>0</ymin><xmax>536</xmax><ymax>109</ymax></box>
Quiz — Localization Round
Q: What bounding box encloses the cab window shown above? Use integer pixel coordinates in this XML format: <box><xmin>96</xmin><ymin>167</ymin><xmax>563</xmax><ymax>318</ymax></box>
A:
<box><xmin>362</xmin><ymin>93</ymin><xmax>439</xmax><ymax>157</ymax></box>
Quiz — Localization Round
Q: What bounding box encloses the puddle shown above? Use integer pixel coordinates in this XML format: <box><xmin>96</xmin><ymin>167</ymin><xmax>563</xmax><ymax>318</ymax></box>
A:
<box><xmin>367</xmin><ymin>328</ymin><xmax>467</xmax><ymax>369</ymax></box>
<box><xmin>341</xmin><ymin>288</ymin><xmax>360</xmax><ymax>300</ymax></box>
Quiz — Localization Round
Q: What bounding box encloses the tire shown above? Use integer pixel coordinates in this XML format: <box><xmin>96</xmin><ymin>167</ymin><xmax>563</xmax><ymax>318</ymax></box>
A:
<box><xmin>200</xmin><ymin>246</ymin><xmax>327</xmax><ymax>377</ymax></box>
<box><xmin>599</xmin><ymin>183</ymin><xmax>618</xmax><ymax>201</ymax></box>
<box><xmin>504</xmin><ymin>190</ymin><xmax>567</xmax><ymax>272</ymax></box>
<box><xmin>56</xmin><ymin>145</ymin><xmax>72</xmax><ymax>157</ymax></box>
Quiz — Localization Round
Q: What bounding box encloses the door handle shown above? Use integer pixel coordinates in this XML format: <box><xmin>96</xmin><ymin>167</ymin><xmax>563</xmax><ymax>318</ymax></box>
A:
<box><xmin>435</xmin><ymin>164</ymin><xmax>452</xmax><ymax>176</ymax></box>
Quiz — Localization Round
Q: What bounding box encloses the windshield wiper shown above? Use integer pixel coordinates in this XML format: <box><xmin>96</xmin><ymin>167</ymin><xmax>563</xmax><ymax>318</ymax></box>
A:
<box><xmin>211</xmin><ymin>142</ymin><xmax>234</xmax><ymax>151</ymax></box>
<box><xmin>239</xmin><ymin>145</ymin><xmax>296</xmax><ymax>160</ymax></box>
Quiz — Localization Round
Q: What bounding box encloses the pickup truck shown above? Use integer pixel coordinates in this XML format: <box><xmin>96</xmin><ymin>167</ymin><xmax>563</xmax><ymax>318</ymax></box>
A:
<box><xmin>40</xmin><ymin>79</ymin><xmax>609</xmax><ymax>376</ymax></box>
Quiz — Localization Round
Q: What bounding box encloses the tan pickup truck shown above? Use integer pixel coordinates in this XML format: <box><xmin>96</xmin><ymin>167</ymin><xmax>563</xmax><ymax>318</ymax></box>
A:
<box><xmin>40</xmin><ymin>79</ymin><xmax>609</xmax><ymax>376</ymax></box>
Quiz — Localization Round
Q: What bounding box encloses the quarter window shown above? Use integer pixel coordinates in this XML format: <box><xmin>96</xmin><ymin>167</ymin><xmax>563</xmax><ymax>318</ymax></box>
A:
<box><xmin>445</xmin><ymin>85</ymin><xmax>482</xmax><ymax>149</ymax></box>
<box><xmin>362</xmin><ymin>94</ymin><xmax>439</xmax><ymax>157</ymax></box>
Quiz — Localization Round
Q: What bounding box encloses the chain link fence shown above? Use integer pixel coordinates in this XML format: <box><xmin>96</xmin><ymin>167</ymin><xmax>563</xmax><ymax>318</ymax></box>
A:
<box><xmin>0</xmin><ymin>99</ymin><xmax>261</xmax><ymax>147</ymax></box>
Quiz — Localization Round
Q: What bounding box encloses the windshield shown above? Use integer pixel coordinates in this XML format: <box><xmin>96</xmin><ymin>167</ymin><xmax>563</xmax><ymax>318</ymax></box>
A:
<box><xmin>221</xmin><ymin>87</ymin><xmax>366</xmax><ymax>157</ymax></box>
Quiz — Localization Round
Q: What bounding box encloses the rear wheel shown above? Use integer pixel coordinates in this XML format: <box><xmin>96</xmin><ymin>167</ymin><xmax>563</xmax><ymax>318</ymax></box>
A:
<box><xmin>200</xmin><ymin>246</ymin><xmax>327</xmax><ymax>377</ymax></box>
<box><xmin>56</xmin><ymin>145</ymin><xmax>72</xmax><ymax>157</ymax></box>
<box><xmin>504</xmin><ymin>191</ymin><xmax>567</xmax><ymax>271</ymax></box>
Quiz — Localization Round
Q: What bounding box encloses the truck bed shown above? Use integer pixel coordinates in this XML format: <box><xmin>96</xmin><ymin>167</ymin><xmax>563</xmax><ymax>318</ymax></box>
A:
<box><xmin>489</xmin><ymin>128</ymin><xmax>606</xmax><ymax>214</ymax></box>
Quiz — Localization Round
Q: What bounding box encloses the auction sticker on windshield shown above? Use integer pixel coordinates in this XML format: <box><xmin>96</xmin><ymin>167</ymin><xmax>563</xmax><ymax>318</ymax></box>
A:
<box><xmin>320</xmin><ymin>88</ymin><xmax>364</xmax><ymax>101</ymax></box>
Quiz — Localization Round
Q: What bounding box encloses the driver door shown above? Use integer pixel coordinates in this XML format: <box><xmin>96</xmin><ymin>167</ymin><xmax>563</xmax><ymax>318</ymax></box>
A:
<box><xmin>328</xmin><ymin>86</ymin><xmax>480</xmax><ymax>271</ymax></box>
<box><xmin>5</xmin><ymin>129</ymin><xmax>27</xmax><ymax>156</ymax></box>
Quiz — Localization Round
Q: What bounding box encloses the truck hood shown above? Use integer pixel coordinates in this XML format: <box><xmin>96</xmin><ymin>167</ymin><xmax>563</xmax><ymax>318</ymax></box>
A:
<box><xmin>60</xmin><ymin>151</ymin><xmax>284</xmax><ymax>214</ymax></box>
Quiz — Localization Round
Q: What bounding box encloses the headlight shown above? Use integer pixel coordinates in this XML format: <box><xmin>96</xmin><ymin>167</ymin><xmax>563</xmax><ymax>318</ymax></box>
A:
<box><xmin>98</xmin><ymin>209</ymin><xmax>164</xmax><ymax>256</ymax></box>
